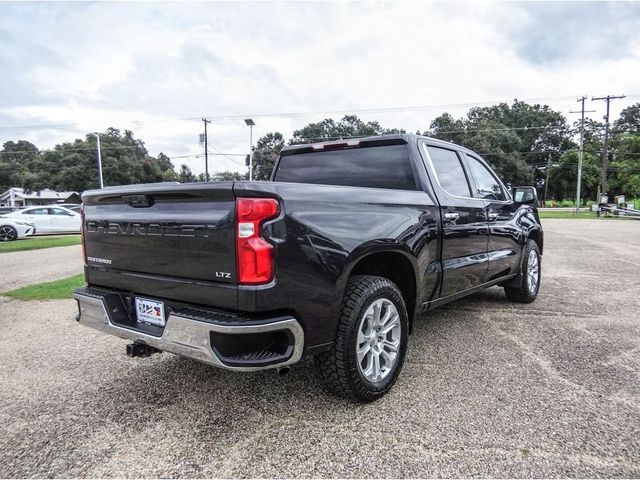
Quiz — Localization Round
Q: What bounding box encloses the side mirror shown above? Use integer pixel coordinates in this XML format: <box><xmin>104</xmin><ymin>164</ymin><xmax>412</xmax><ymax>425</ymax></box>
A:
<box><xmin>513</xmin><ymin>186</ymin><xmax>539</xmax><ymax>207</ymax></box>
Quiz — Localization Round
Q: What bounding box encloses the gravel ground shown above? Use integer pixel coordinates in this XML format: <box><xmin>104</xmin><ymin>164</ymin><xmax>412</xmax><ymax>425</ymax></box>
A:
<box><xmin>0</xmin><ymin>244</ymin><xmax>82</xmax><ymax>291</ymax></box>
<box><xmin>0</xmin><ymin>219</ymin><xmax>639</xmax><ymax>478</ymax></box>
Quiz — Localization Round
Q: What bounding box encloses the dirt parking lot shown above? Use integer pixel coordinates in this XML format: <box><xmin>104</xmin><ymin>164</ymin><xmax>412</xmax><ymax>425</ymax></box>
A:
<box><xmin>0</xmin><ymin>219</ymin><xmax>639</xmax><ymax>478</ymax></box>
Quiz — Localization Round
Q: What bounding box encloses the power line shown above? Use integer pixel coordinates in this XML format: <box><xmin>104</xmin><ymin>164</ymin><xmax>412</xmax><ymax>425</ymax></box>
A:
<box><xmin>207</xmin><ymin>145</ymin><xmax>246</xmax><ymax>167</ymax></box>
<box><xmin>0</xmin><ymin>94</ymin><xmax>622</xmax><ymax>132</ymax></box>
<box><xmin>170</xmin><ymin>152</ymin><xmax>246</xmax><ymax>159</ymax></box>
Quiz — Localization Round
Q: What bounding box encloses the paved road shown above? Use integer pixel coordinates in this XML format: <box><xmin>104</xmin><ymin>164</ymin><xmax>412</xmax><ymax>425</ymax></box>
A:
<box><xmin>0</xmin><ymin>244</ymin><xmax>83</xmax><ymax>291</ymax></box>
<box><xmin>0</xmin><ymin>219</ymin><xmax>639</xmax><ymax>477</ymax></box>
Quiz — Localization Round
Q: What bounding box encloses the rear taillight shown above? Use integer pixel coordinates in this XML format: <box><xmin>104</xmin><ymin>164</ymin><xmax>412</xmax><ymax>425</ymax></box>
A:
<box><xmin>236</xmin><ymin>197</ymin><xmax>279</xmax><ymax>285</ymax></box>
<box><xmin>80</xmin><ymin>204</ymin><xmax>87</xmax><ymax>267</ymax></box>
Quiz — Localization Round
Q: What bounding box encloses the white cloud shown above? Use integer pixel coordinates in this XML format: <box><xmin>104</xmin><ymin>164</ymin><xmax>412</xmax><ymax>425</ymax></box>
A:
<box><xmin>1</xmin><ymin>1</ymin><xmax>639</xmax><ymax>175</ymax></box>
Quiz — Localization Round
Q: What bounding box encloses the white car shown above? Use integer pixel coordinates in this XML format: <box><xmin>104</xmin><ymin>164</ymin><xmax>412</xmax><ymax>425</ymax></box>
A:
<box><xmin>3</xmin><ymin>205</ymin><xmax>81</xmax><ymax>234</ymax></box>
<box><xmin>0</xmin><ymin>218</ymin><xmax>36</xmax><ymax>241</ymax></box>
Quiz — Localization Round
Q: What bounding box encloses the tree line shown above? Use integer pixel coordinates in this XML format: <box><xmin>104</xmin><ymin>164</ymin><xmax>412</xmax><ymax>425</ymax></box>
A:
<box><xmin>2</xmin><ymin>102</ymin><xmax>639</xmax><ymax>201</ymax></box>
<box><xmin>250</xmin><ymin>103</ymin><xmax>640</xmax><ymax>202</ymax></box>
<box><xmin>0</xmin><ymin>127</ymin><xmax>246</xmax><ymax>193</ymax></box>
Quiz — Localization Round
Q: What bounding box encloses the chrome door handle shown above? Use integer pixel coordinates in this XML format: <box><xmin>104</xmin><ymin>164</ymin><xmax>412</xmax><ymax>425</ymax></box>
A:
<box><xmin>444</xmin><ymin>212</ymin><xmax>459</xmax><ymax>220</ymax></box>
<box><xmin>488</xmin><ymin>212</ymin><xmax>499</xmax><ymax>221</ymax></box>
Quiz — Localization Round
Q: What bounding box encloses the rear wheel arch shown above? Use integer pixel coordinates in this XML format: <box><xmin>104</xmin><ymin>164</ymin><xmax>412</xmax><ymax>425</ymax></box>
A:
<box><xmin>348</xmin><ymin>250</ymin><xmax>418</xmax><ymax>327</ymax></box>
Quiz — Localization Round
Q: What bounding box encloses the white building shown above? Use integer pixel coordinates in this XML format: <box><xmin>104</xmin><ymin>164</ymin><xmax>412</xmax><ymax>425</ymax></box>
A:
<box><xmin>0</xmin><ymin>187</ymin><xmax>81</xmax><ymax>207</ymax></box>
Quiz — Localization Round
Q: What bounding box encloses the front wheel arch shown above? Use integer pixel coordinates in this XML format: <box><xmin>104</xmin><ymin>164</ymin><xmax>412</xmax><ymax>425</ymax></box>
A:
<box><xmin>528</xmin><ymin>228</ymin><xmax>543</xmax><ymax>255</ymax></box>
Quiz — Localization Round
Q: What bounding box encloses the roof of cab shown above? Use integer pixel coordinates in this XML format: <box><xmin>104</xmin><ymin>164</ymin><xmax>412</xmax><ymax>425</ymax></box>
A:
<box><xmin>279</xmin><ymin>133</ymin><xmax>478</xmax><ymax>157</ymax></box>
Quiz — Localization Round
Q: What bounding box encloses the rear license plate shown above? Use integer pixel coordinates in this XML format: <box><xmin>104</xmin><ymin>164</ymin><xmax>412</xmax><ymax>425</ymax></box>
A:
<box><xmin>135</xmin><ymin>297</ymin><xmax>166</xmax><ymax>327</ymax></box>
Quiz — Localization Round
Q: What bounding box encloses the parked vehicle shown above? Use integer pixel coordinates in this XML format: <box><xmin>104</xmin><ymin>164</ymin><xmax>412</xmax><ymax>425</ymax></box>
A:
<box><xmin>74</xmin><ymin>134</ymin><xmax>543</xmax><ymax>402</ymax></box>
<box><xmin>0</xmin><ymin>218</ymin><xmax>35</xmax><ymax>241</ymax></box>
<box><xmin>0</xmin><ymin>206</ymin><xmax>19</xmax><ymax>215</ymax></box>
<box><xmin>57</xmin><ymin>203</ymin><xmax>82</xmax><ymax>213</ymax></box>
<box><xmin>3</xmin><ymin>205</ymin><xmax>80</xmax><ymax>234</ymax></box>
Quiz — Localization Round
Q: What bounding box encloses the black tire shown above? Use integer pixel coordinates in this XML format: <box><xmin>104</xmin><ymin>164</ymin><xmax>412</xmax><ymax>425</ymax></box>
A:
<box><xmin>0</xmin><ymin>225</ymin><xmax>18</xmax><ymax>242</ymax></box>
<box><xmin>504</xmin><ymin>240</ymin><xmax>541</xmax><ymax>303</ymax></box>
<box><xmin>315</xmin><ymin>275</ymin><xmax>409</xmax><ymax>402</ymax></box>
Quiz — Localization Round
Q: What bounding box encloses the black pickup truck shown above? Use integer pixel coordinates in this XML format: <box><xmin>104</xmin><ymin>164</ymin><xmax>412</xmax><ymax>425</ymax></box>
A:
<box><xmin>74</xmin><ymin>134</ymin><xmax>543</xmax><ymax>402</ymax></box>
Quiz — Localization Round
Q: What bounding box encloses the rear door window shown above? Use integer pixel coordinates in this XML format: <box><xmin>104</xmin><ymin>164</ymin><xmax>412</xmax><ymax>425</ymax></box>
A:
<box><xmin>51</xmin><ymin>208</ymin><xmax>71</xmax><ymax>216</ymax></box>
<box><xmin>274</xmin><ymin>144</ymin><xmax>417</xmax><ymax>190</ymax></box>
<box><xmin>425</xmin><ymin>145</ymin><xmax>472</xmax><ymax>197</ymax></box>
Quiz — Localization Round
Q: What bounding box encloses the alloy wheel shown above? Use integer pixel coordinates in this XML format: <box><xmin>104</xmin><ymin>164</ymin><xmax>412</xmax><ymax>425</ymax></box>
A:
<box><xmin>0</xmin><ymin>226</ymin><xmax>16</xmax><ymax>241</ymax></box>
<box><xmin>527</xmin><ymin>249</ymin><xmax>540</xmax><ymax>294</ymax></box>
<box><xmin>356</xmin><ymin>298</ymin><xmax>401</xmax><ymax>383</ymax></box>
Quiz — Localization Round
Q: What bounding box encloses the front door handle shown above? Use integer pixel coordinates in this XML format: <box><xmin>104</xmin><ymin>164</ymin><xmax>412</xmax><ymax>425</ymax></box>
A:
<box><xmin>488</xmin><ymin>212</ymin><xmax>499</xmax><ymax>221</ymax></box>
<box><xmin>444</xmin><ymin>212</ymin><xmax>459</xmax><ymax>220</ymax></box>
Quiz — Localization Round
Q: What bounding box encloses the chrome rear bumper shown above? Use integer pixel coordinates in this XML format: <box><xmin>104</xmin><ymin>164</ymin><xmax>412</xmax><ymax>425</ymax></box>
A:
<box><xmin>74</xmin><ymin>289</ymin><xmax>304</xmax><ymax>371</ymax></box>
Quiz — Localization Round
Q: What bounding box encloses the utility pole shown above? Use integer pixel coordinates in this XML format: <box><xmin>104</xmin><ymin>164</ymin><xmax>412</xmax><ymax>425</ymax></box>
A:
<box><xmin>93</xmin><ymin>133</ymin><xmax>104</xmax><ymax>189</ymax></box>
<box><xmin>569</xmin><ymin>96</ymin><xmax>595</xmax><ymax>214</ymax></box>
<box><xmin>202</xmin><ymin>118</ymin><xmax>211</xmax><ymax>182</ymax></box>
<box><xmin>544</xmin><ymin>153</ymin><xmax>551</xmax><ymax>205</ymax></box>
<box><xmin>592</xmin><ymin>94</ymin><xmax>625</xmax><ymax>196</ymax></box>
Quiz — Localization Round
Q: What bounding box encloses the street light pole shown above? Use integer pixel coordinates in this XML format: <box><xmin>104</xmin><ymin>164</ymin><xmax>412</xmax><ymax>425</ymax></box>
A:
<box><xmin>244</xmin><ymin>119</ymin><xmax>255</xmax><ymax>181</ymax></box>
<box><xmin>93</xmin><ymin>133</ymin><xmax>104</xmax><ymax>189</ymax></box>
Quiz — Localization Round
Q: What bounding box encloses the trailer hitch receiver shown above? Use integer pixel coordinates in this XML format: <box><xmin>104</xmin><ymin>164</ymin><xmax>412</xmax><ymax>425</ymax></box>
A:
<box><xmin>126</xmin><ymin>342</ymin><xmax>161</xmax><ymax>358</ymax></box>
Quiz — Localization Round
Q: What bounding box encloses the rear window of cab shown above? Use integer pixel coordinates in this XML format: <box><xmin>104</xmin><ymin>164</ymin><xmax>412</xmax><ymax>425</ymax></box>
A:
<box><xmin>274</xmin><ymin>144</ymin><xmax>417</xmax><ymax>191</ymax></box>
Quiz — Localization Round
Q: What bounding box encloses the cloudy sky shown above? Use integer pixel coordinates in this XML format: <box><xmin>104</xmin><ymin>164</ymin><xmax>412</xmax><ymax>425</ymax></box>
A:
<box><xmin>1</xmin><ymin>1</ymin><xmax>639</xmax><ymax>174</ymax></box>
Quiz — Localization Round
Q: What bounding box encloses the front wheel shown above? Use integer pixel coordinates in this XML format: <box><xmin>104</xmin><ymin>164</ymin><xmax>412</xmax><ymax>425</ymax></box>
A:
<box><xmin>504</xmin><ymin>240</ymin><xmax>541</xmax><ymax>303</ymax></box>
<box><xmin>0</xmin><ymin>225</ymin><xmax>18</xmax><ymax>242</ymax></box>
<box><xmin>315</xmin><ymin>275</ymin><xmax>409</xmax><ymax>402</ymax></box>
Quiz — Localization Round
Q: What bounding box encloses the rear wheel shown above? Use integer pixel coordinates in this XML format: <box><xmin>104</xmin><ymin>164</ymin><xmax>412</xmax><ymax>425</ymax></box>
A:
<box><xmin>504</xmin><ymin>240</ymin><xmax>541</xmax><ymax>303</ymax></box>
<box><xmin>315</xmin><ymin>275</ymin><xmax>408</xmax><ymax>402</ymax></box>
<box><xmin>0</xmin><ymin>225</ymin><xmax>17</xmax><ymax>242</ymax></box>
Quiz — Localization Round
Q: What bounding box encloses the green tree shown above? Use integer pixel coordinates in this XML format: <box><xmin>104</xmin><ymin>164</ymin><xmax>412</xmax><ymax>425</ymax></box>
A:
<box><xmin>428</xmin><ymin>100</ymin><xmax>576</xmax><ymax>190</ymax></box>
<box><xmin>16</xmin><ymin>128</ymin><xmax>176</xmax><ymax>192</ymax></box>
<box><xmin>211</xmin><ymin>170</ymin><xmax>248</xmax><ymax>181</ymax></box>
<box><xmin>0</xmin><ymin>140</ymin><xmax>39</xmax><ymax>192</ymax></box>
<box><xmin>156</xmin><ymin>152</ymin><xmax>174</xmax><ymax>173</ymax></box>
<box><xmin>291</xmin><ymin>115</ymin><xmax>404</xmax><ymax>144</ymax></box>
<box><xmin>609</xmin><ymin>133</ymin><xmax>640</xmax><ymax>197</ymax></box>
<box><xmin>547</xmin><ymin>150</ymin><xmax>601</xmax><ymax>202</ymax></box>
<box><xmin>613</xmin><ymin>103</ymin><xmax>640</xmax><ymax>135</ymax></box>
<box><xmin>251</xmin><ymin>132</ymin><xmax>285</xmax><ymax>181</ymax></box>
<box><xmin>178</xmin><ymin>164</ymin><xmax>197</xmax><ymax>183</ymax></box>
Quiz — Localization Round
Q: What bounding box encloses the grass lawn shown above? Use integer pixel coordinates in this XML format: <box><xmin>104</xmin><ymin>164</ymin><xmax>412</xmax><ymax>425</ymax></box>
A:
<box><xmin>538</xmin><ymin>210</ymin><xmax>598</xmax><ymax>219</ymax></box>
<box><xmin>0</xmin><ymin>235</ymin><xmax>81</xmax><ymax>253</ymax></box>
<box><xmin>538</xmin><ymin>210</ymin><xmax>638</xmax><ymax>220</ymax></box>
<box><xmin>3</xmin><ymin>274</ymin><xmax>85</xmax><ymax>300</ymax></box>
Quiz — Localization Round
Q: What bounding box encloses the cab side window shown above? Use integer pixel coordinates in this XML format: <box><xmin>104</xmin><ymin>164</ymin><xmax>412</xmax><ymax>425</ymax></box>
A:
<box><xmin>465</xmin><ymin>155</ymin><xmax>506</xmax><ymax>201</ymax></box>
<box><xmin>426</xmin><ymin>145</ymin><xmax>472</xmax><ymax>197</ymax></box>
<box><xmin>23</xmin><ymin>208</ymin><xmax>49</xmax><ymax>215</ymax></box>
<box><xmin>51</xmin><ymin>208</ymin><xmax>70</xmax><ymax>216</ymax></box>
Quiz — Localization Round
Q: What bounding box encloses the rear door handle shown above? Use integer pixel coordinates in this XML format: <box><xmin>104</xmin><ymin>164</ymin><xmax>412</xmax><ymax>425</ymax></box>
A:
<box><xmin>488</xmin><ymin>212</ymin><xmax>499</xmax><ymax>221</ymax></box>
<box><xmin>444</xmin><ymin>212</ymin><xmax>459</xmax><ymax>220</ymax></box>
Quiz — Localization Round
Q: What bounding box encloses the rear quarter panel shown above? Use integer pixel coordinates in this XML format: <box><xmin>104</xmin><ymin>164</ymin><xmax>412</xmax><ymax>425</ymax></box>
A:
<box><xmin>234</xmin><ymin>181</ymin><xmax>439</xmax><ymax>350</ymax></box>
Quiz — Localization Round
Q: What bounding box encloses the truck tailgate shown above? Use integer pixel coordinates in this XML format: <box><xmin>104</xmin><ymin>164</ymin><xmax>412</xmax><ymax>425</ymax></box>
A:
<box><xmin>82</xmin><ymin>183</ymin><xmax>237</xmax><ymax>301</ymax></box>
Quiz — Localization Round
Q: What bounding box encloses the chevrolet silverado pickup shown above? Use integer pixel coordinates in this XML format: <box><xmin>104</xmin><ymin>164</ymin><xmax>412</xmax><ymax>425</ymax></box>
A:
<box><xmin>74</xmin><ymin>134</ymin><xmax>543</xmax><ymax>402</ymax></box>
